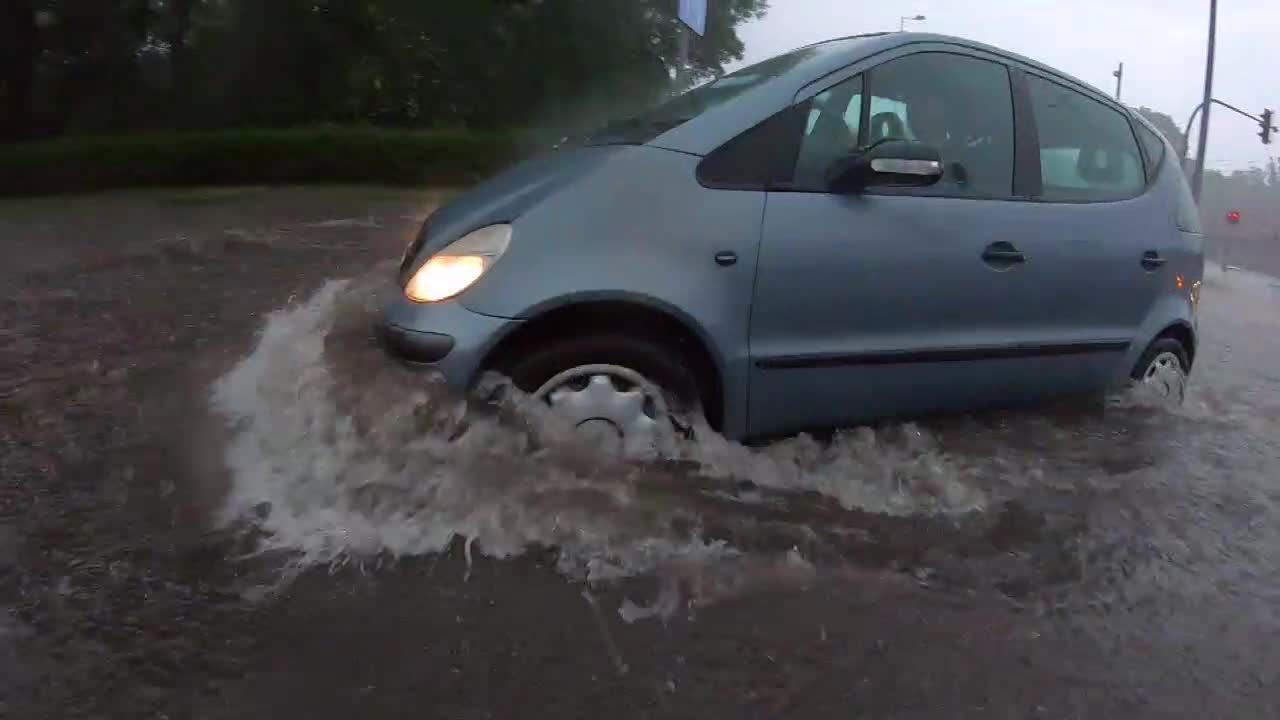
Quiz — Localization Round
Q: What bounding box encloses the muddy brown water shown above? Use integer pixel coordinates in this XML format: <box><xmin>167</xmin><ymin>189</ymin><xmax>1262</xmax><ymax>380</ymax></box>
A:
<box><xmin>3</xmin><ymin>188</ymin><xmax>1279</xmax><ymax>718</ymax></box>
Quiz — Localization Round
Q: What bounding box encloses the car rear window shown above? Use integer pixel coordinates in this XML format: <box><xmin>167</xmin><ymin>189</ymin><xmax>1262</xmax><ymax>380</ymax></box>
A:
<box><xmin>1135</xmin><ymin>122</ymin><xmax>1168</xmax><ymax>183</ymax></box>
<box><xmin>1026</xmin><ymin>74</ymin><xmax>1145</xmax><ymax>202</ymax></box>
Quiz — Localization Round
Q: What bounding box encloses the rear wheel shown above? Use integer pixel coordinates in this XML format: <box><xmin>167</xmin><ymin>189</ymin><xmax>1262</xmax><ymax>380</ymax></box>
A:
<box><xmin>503</xmin><ymin>334</ymin><xmax>700</xmax><ymax>458</ymax></box>
<box><xmin>1131</xmin><ymin>338</ymin><xmax>1190</xmax><ymax>403</ymax></box>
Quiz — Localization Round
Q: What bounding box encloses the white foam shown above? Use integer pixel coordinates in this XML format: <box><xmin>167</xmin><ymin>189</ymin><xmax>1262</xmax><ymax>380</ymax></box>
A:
<box><xmin>680</xmin><ymin>422</ymin><xmax>986</xmax><ymax>516</ymax></box>
<box><xmin>210</xmin><ymin>275</ymin><xmax>988</xmax><ymax>594</ymax></box>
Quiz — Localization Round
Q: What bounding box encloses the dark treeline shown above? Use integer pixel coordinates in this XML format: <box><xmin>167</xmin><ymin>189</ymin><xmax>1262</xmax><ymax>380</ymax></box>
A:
<box><xmin>1200</xmin><ymin>160</ymin><xmax>1280</xmax><ymax>273</ymax></box>
<box><xmin>0</xmin><ymin>0</ymin><xmax>768</xmax><ymax>143</ymax></box>
<box><xmin>4</xmin><ymin>0</ymin><xmax>1276</xmax><ymax>255</ymax></box>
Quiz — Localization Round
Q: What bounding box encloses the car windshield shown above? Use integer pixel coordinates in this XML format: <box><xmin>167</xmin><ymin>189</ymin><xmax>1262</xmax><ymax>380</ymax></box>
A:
<box><xmin>585</xmin><ymin>47</ymin><xmax>816</xmax><ymax>145</ymax></box>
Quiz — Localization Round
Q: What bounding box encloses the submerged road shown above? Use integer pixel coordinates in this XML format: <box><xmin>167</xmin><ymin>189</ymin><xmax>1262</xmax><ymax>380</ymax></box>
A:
<box><xmin>3</xmin><ymin>188</ymin><xmax>1278</xmax><ymax>718</ymax></box>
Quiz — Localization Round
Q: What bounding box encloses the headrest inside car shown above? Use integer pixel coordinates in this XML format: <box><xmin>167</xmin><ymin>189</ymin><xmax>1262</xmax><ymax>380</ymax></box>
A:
<box><xmin>869</xmin><ymin>112</ymin><xmax>906</xmax><ymax>142</ymax></box>
<box><xmin>1077</xmin><ymin>145</ymin><xmax>1122</xmax><ymax>184</ymax></box>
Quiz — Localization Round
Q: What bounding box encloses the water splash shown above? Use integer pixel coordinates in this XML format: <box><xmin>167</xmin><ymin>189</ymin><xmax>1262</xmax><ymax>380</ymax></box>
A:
<box><xmin>208</xmin><ymin>263</ymin><xmax>1280</xmax><ymax>621</ymax></box>
<box><xmin>210</xmin><ymin>269</ymin><xmax>991</xmax><ymax>604</ymax></box>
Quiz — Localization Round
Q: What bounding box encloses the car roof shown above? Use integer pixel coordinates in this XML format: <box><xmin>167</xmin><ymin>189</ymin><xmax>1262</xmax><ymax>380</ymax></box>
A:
<box><xmin>839</xmin><ymin>33</ymin><xmax>1102</xmax><ymax>90</ymax></box>
<box><xmin>651</xmin><ymin>32</ymin><xmax>1117</xmax><ymax>156</ymax></box>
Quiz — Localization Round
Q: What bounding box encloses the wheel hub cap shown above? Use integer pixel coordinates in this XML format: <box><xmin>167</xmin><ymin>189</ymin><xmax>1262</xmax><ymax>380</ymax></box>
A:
<box><xmin>1142</xmin><ymin>351</ymin><xmax>1186</xmax><ymax>400</ymax></box>
<box><xmin>533</xmin><ymin>365</ymin><xmax>672</xmax><ymax>458</ymax></box>
<box><xmin>575</xmin><ymin>418</ymin><xmax>624</xmax><ymax>454</ymax></box>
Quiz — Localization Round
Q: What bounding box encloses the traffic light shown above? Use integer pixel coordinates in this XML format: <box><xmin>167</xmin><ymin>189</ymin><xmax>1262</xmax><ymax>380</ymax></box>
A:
<box><xmin>1261</xmin><ymin>108</ymin><xmax>1275</xmax><ymax>145</ymax></box>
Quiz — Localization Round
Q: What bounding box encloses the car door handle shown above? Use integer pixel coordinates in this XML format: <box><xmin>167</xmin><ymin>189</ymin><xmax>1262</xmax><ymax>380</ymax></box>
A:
<box><xmin>1141</xmin><ymin>251</ymin><xmax>1167</xmax><ymax>271</ymax></box>
<box><xmin>982</xmin><ymin>242</ymin><xmax>1026</xmax><ymax>268</ymax></box>
<box><xmin>714</xmin><ymin>251</ymin><xmax>738</xmax><ymax>267</ymax></box>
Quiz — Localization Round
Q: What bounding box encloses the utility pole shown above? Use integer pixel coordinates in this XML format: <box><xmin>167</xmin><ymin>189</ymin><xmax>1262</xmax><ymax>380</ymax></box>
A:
<box><xmin>1192</xmin><ymin>0</ymin><xmax>1218</xmax><ymax>203</ymax></box>
<box><xmin>1113</xmin><ymin>62</ymin><xmax>1124</xmax><ymax>101</ymax></box>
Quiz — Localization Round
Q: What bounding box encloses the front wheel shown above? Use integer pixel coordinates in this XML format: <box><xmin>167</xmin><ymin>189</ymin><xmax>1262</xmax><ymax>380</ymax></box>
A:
<box><xmin>503</xmin><ymin>334</ymin><xmax>700</xmax><ymax>458</ymax></box>
<box><xmin>1130</xmin><ymin>338</ymin><xmax>1190</xmax><ymax>403</ymax></box>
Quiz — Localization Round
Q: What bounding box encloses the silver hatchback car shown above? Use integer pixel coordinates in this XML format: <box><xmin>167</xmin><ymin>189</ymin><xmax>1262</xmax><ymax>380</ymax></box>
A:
<box><xmin>380</xmin><ymin>33</ymin><xmax>1204</xmax><ymax>448</ymax></box>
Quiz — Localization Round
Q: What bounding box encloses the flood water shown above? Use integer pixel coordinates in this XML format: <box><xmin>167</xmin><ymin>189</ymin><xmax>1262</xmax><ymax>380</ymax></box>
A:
<box><xmin>10</xmin><ymin>190</ymin><xmax>1278</xmax><ymax>717</ymax></box>
<box><xmin>196</xmin><ymin>261</ymin><xmax>1280</xmax><ymax>716</ymax></box>
<box><xmin>214</xmin><ymin>261</ymin><xmax>1280</xmax><ymax>635</ymax></box>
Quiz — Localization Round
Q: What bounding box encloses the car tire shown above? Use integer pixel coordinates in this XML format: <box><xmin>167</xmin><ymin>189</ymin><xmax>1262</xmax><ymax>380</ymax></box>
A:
<box><xmin>503</xmin><ymin>333</ymin><xmax>701</xmax><ymax>456</ymax></box>
<box><xmin>1130</xmin><ymin>337</ymin><xmax>1190</xmax><ymax>402</ymax></box>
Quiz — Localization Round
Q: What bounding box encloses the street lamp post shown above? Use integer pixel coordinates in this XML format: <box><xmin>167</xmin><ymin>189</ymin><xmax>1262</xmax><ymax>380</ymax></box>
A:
<box><xmin>899</xmin><ymin>14</ymin><xmax>926</xmax><ymax>32</ymax></box>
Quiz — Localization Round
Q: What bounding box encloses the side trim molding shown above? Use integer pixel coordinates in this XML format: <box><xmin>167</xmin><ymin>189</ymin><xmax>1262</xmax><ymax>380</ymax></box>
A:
<box><xmin>756</xmin><ymin>340</ymin><xmax>1132</xmax><ymax>370</ymax></box>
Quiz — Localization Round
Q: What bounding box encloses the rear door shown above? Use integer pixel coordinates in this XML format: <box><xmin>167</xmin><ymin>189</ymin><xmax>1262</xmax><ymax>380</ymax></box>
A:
<box><xmin>747</xmin><ymin>49</ymin><xmax>1104</xmax><ymax>438</ymax></box>
<box><xmin>1014</xmin><ymin>72</ymin><xmax>1168</xmax><ymax>373</ymax></box>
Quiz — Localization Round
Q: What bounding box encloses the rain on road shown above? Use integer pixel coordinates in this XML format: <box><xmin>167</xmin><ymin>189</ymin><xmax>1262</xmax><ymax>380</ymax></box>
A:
<box><xmin>3</xmin><ymin>188</ymin><xmax>1278</xmax><ymax>718</ymax></box>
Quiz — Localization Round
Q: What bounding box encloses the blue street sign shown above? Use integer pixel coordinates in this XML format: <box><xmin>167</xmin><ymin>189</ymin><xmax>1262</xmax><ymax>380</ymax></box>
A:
<box><xmin>679</xmin><ymin>0</ymin><xmax>707</xmax><ymax>36</ymax></box>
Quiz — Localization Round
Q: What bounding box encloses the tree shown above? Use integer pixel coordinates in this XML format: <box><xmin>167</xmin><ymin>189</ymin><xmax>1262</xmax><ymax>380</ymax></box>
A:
<box><xmin>0</xmin><ymin>0</ymin><xmax>38</xmax><ymax>142</ymax></box>
<box><xmin>1135</xmin><ymin>106</ymin><xmax>1187</xmax><ymax>158</ymax></box>
<box><xmin>7</xmin><ymin>0</ymin><xmax>770</xmax><ymax>138</ymax></box>
<box><xmin>157</xmin><ymin>0</ymin><xmax>197</xmax><ymax>103</ymax></box>
<box><xmin>1199</xmin><ymin>160</ymin><xmax>1280</xmax><ymax>269</ymax></box>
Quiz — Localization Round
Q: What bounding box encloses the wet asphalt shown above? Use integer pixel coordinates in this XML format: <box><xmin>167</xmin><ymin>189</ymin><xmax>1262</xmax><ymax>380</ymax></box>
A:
<box><xmin>3</xmin><ymin>188</ymin><xmax>1279</xmax><ymax>719</ymax></box>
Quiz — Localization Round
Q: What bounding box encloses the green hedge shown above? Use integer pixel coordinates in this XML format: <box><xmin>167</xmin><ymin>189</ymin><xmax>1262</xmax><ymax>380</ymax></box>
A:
<box><xmin>0</xmin><ymin>127</ymin><xmax>523</xmax><ymax>196</ymax></box>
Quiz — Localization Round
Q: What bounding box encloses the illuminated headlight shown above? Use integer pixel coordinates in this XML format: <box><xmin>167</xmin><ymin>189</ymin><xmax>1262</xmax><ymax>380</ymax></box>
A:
<box><xmin>404</xmin><ymin>225</ymin><xmax>511</xmax><ymax>303</ymax></box>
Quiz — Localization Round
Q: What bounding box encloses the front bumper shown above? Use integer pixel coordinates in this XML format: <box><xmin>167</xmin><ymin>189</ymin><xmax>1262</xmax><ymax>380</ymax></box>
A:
<box><xmin>378</xmin><ymin>291</ymin><xmax>520</xmax><ymax>393</ymax></box>
<box><xmin>378</xmin><ymin>323</ymin><xmax>455</xmax><ymax>363</ymax></box>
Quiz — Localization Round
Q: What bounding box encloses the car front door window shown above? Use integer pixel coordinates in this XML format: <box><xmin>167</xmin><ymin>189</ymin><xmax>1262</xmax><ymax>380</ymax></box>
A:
<box><xmin>867</xmin><ymin>52</ymin><xmax>1015</xmax><ymax>198</ymax></box>
<box><xmin>796</xmin><ymin>75</ymin><xmax>864</xmax><ymax>189</ymax></box>
<box><xmin>792</xmin><ymin>52</ymin><xmax>1015</xmax><ymax>198</ymax></box>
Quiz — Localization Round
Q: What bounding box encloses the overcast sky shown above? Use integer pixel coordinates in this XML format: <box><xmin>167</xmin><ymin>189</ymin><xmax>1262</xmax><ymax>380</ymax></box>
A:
<box><xmin>728</xmin><ymin>0</ymin><xmax>1277</xmax><ymax>171</ymax></box>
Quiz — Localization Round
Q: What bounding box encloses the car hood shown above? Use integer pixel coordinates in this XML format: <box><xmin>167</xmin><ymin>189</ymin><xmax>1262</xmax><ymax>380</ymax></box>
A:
<box><xmin>414</xmin><ymin>144</ymin><xmax>626</xmax><ymax>261</ymax></box>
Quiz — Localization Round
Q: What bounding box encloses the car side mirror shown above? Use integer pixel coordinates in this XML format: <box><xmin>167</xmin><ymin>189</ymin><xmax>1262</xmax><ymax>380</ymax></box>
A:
<box><xmin>825</xmin><ymin>139</ymin><xmax>944</xmax><ymax>193</ymax></box>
